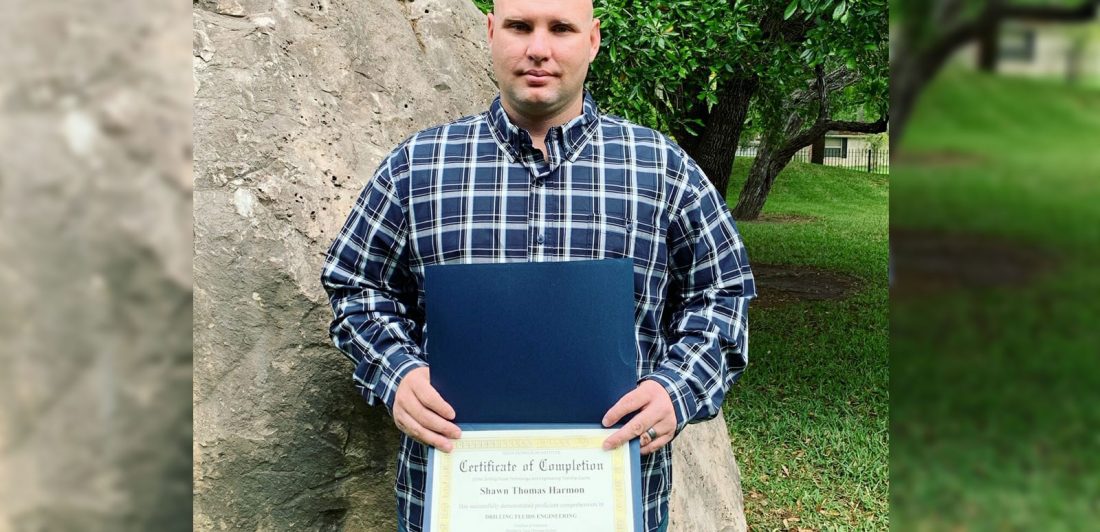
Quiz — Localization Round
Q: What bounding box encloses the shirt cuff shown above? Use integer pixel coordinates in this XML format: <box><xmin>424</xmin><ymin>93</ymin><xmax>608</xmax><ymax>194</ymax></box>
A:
<box><xmin>359</xmin><ymin>346</ymin><xmax>427</xmax><ymax>414</ymax></box>
<box><xmin>642</xmin><ymin>369</ymin><xmax>700</xmax><ymax>435</ymax></box>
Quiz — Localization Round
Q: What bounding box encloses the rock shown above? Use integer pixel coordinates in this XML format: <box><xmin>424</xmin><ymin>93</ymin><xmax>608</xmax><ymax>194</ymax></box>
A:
<box><xmin>193</xmin><ymin>1</ymin><xmax>494</xmax><ymax>530</ymax></box>
<box><xmin>670</xmin><ymin>414</ymin><xmax>749</xmax><ymax>532</ymax></box>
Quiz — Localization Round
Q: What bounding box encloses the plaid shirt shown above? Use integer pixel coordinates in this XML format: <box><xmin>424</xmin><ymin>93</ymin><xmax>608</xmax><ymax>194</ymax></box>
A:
<box><xmin>321</xmin><ymin>93</ymin><xmax>755</xmax><ymax>532</ymax></box>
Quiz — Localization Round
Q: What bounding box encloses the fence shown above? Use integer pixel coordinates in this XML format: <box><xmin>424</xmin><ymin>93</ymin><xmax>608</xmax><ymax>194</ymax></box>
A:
<box><xmin>735</xmin><ymin>145</ymin><xmax>890</xmax><ymax>175</ymax></box>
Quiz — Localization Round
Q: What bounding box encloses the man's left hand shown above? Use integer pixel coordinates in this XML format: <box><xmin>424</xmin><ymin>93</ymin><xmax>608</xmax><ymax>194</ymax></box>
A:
<box><xmin>601</xmin><ymin>380</ymin><xmax>677</xmax><ymax>455</ymax></box>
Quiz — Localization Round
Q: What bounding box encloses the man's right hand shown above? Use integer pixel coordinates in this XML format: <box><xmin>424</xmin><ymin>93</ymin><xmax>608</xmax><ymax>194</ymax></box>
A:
<box><xmin>393</xmin><ymin>367</ymin><xmax>461</xmax><ymax>452</ymax></box>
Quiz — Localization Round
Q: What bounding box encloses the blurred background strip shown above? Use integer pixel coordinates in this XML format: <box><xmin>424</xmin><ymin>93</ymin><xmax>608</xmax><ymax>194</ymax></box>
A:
<box><xmin>0</xmin><ymin>0</ymin><xmax>193</xmax><ymax>530</ymax></box>
<box><xmin>891</xmin><ymin>0</ymin><xmax>1100</xmax><ymax>529</ymax></box>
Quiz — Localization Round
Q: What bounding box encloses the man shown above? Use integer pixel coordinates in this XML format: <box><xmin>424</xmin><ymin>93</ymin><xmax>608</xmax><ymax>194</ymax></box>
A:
<box><xmin>321</xmin><ymin>0</ymin><xmax>755</xmax><ymax>530</ymax></box>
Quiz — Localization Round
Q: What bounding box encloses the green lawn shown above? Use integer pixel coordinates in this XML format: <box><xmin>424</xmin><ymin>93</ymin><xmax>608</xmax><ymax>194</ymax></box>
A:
<box><xmin>723</xmin><ymin>159</ymin><xmax>889</xmax><ymax>530</ymax></box>
<box><xmin>891</xmin><ymin>69</ymin><xmax>1100</xmax><ymax>529</ymax></box>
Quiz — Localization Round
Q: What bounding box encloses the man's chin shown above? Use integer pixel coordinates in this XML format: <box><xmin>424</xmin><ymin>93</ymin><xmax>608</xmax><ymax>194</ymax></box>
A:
<box><xmin>515</xmin><ymin>89</ymin><xmax>558</xmax><ymax>107</ymax></box>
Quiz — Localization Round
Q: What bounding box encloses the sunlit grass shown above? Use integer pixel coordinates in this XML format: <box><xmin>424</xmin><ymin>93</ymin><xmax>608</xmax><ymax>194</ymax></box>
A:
<box><xmin>891</xmin><ymin>69</ymin><xmax>1100</xmax><ymax>529</ymax></box>
<box><xmin>724</xmin><ymin>158</ymin><xmax>889</xmax><ymax>530</ymax></box>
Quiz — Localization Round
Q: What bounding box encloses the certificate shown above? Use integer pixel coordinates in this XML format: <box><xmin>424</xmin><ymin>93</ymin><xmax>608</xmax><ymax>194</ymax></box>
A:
<box><xmin>425</xmin><ymin>426</ymin><xmax>643</xmax><ymax>532</ymax></box>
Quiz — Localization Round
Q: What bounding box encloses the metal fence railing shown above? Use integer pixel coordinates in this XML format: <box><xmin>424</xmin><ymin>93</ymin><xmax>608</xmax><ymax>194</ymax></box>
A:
<box><xmin>735</xmin><ymin>146</ymin><xmax>890</xmax><ymax>175</ymax></box>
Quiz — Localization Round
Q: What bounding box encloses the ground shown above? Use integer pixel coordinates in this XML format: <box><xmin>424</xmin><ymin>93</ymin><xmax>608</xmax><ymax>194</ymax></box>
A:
<box><xmin>725</xmin><ymin>68</ymin><xmax>1100</xmax><ymax>531</ymax></box>
<box><xmin>890</xmin><ymin>69</ymin><xmax>1100</xmax><ymax>528</ymax></box>
<box><xmin>750</xmin><ymin>263</ymin><xmax>861</xmax><ymax>308</ymax></box>
<box><xmin>722</xmin><ymin>157</ymin><xmax>889</xmax><ymax>531</ymax></box>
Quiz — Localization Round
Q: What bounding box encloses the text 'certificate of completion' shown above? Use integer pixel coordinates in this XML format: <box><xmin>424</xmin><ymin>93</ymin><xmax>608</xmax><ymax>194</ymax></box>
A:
<box><xmin>425</xmin><ymin>426</ymin><xmax>642</xmax><ymax>532</ymax></box>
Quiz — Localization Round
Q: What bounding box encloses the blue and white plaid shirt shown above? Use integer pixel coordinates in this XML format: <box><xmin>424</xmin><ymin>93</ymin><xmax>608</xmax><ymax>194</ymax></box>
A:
<box><xmin>321</xmin><ymin>93</ymin><xmax>755</xmax><ymax>532</ymax></box>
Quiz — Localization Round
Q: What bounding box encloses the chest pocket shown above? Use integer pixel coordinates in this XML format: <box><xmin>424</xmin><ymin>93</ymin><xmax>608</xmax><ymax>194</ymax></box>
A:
<box><xmin>569</xmin><ymin>214</ymin><xmax>633</xmax><ymax>260</ymax></box>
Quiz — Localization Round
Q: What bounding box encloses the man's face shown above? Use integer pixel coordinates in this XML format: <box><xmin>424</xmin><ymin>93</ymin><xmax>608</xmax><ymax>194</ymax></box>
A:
<box><xmin>488</xmin><ymin>0</ymin><xmax>601</xmax><ymax>122</ymax></box>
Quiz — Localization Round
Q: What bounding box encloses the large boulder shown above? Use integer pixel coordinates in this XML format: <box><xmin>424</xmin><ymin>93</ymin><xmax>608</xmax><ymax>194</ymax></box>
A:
<box><xmin>670</xmin><ymin>415</ymin><xmax>749</xmax><ymax>532</ymax></box>
<box><xmin>193</xmin><ymin>1</ymin><xmax>497</xmax><ymax>530</ymax></box>
<box><xmin>193</xmin><ymin>0</ymin><xmax>746</xmax><ymax>530</ymax></box>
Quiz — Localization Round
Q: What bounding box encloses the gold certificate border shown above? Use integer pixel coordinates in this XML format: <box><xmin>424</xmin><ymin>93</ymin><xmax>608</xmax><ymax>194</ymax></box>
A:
<box><xmin>434</xmin><ymin>432</ymin><xmax>630</xmax><ymax>532</ymax></box>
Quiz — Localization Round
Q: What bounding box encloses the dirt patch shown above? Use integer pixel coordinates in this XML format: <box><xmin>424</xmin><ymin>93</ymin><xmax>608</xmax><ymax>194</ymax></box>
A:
<box><xmin>890</xmin><ymin>228</ymin><xmax>1057</xmax><ymax>299</ymax></box>
<box><xmin>751</xmin><ymin>212</ymin><xmax>819</xmax><ymax>224</ymax></box>
<box><xmin>751</xmin><ymin>263</ymin><xmax>862</xmax><ymax>308</ymax></box>
<box><xmin>892</xmin><ymin>149</ymin><xmax>987</xmax><ymax>168</ymax></box>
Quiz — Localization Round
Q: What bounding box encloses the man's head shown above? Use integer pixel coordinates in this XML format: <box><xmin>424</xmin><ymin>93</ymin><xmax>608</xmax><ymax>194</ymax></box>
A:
<box><xmin>487</xmin><ymin>0</ymin><xmax>600</xmax><ymax>125</ymax></box>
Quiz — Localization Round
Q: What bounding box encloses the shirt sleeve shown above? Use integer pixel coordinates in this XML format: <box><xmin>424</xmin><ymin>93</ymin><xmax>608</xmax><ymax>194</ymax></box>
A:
<box><xmin>644</xmin><ymin>157</ymin><xmax>756</xmax><ymax>434</ymax></box>
<box><xmin>320</xmin><ymin>148</ymin><xmax>426</xmax><ymax>414</ymax></box>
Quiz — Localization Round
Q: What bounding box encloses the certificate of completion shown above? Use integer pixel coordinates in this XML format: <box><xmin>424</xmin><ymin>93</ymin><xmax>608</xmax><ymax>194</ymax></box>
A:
<box><xmin>425</xmin><ymin>426</ymin><xmax>642</xmax><ymax>532</ymax></box>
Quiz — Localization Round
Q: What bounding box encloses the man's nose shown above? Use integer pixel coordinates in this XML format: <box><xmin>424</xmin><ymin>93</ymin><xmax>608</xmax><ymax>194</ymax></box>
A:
<box><xmin>526</xmin><ymin>29</ymin><xmax>551</xmax><ymax>62</ymax></box>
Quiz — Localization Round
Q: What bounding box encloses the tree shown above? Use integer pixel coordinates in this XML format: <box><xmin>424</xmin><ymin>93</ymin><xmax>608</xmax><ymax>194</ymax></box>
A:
<box><xmin>472</xmin><ymin>0</ymin><xmax>888</xmax><ymax>217</ymax></box>
<box><xmin>890</xmin><ymin>0</ymin><xmax>1100</xmax><ymax>150</ymax></box>
<box><xmin>589</xmin><ymin>0</ymin><xmax>886</xmax><ymax>215</ymax></box>
<box><xmin>733</xmin><ymin>66</ymin><xmax>888</xmax><ymax>219</ymax></box>
<box><xmin>587</xmin><ymin>0</ymin><xmax>762</xmax><ymax>197</ymax></box>
<box><xmin>730</xmin><ymin>0</ymin><xmax>888</xmax><ymax>219</ymax></box>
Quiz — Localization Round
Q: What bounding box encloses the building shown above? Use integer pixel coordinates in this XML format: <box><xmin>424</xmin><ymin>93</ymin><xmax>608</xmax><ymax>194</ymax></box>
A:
<box><xmin>957</xmin><ymin>19</ymin><xmax>1100</xmax><ymax>82</ymax></box>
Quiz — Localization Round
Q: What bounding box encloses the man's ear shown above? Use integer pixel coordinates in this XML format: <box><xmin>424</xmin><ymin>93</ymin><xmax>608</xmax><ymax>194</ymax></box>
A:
<box><xmin>487</xmin><ymin>12</ymin><xmax>496</xmax><ymax>44</ymax></box>
<box><xmin>589</xmin><ymin>18</ymin><xmax>601</xmax><ymax>61</ymax></box>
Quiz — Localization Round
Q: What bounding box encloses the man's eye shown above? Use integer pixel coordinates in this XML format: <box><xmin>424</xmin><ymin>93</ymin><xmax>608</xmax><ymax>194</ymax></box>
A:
<box><xmin>508</xmin><ymin>23</ymin><xmax>530</xmax><ymax>32</ymax></box>
<box><xmin>552</xmin><ymin>25</ymin><xmax>572</xmax><ymax>33</ymax></box>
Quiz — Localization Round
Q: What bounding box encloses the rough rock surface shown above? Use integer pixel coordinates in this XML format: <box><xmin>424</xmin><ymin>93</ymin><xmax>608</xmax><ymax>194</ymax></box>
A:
<box><xmin>0</xmin><ymin>0</ymin><xmax>193</xmax><ymax>530</ymax></box>
<box><xmin>670</xmin><ymin>415</ymin><xmax>749</xmax><ymax>532</ymax></box>
<box><xmin>193</xmin><ymin>1</ymin><xmax>497</xmax><ymax>530</ymax></box>
<box><xmin>193</xmin><ymin>1</ymin><xmax>746</xmax><ymax>530</ymax></box>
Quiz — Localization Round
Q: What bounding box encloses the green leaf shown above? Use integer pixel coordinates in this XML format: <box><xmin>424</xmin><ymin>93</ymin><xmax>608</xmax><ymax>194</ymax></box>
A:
<box><xmin>832</xmin><ymin>1</ymin><xmax>847</xmax><ymax>20</ymax></box>
<box><xmin>784</xmin><ymin>0</ymin><xmax>798</xmax><ymax>20</ymax></box>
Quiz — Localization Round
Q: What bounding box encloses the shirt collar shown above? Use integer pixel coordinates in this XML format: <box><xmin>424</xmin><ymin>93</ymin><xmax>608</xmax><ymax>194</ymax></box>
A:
<box><xmin>486</xmin><ymin>92</ymin><xmax>600</xmax><ymax>165</ymax></box>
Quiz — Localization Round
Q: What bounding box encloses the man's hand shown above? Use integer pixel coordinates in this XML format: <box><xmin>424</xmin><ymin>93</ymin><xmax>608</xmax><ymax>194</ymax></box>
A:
<box><xmin>393</xmin><ymin>367</ymin><xmax>462</xmax><ymax>452</ymax></box>
<box><xmin>601</xmin><ymin>380</ymin><xmax>677</xmax><ymax>455</ymax></box>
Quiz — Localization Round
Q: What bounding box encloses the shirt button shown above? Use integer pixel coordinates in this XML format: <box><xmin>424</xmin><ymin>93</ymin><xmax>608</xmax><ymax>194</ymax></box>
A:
<box><xmin>534</xmin><ymin>178</ymin><xmax>544</xmax><ymax>187</ymax></box>
<box><xmin>536</xmin><ymin>234</ymin><xmax>545</xmax><ymax>245</ymax></box>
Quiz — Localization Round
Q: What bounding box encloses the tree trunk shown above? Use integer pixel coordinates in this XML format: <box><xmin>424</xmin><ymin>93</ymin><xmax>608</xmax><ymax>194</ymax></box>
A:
<box><xmin>688</xmin><ymin>75</ymin><xmax>758</xmax><ymax>200</ymax></box>
<box><xmin>889</xmin><ymin>25</ymin><xmax>954</xmax><ymax>151</ymax></box>
<box><xmin>889</xmin><ymin>60</ymin><xmax>927</xmax><ymax>152</ymax></box>
<box><xmin>810</xmin><ymin>136</ymin><xmax>825</xmax><ymax>164</ymax></box>
<box><xmin>668</xmin><ymin>95</ymin><xmax>712</xmax><ymax>156</ymax></box>
<box><xmin>977</xmin><ymin>22</ymin><xmax>1000</xmax><ymax>72</ymax></box>
<box><xmin>732</xmin><ymin>139</ymin><xmax>799</xmax><ymax>220</ymax></box>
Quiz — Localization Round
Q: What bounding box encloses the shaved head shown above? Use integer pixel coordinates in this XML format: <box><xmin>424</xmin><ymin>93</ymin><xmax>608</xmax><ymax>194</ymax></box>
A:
<box><xmin>493</xmin><ymin>0</ymin><xmax>594</xmax><ymax>21</ymax></box>
<box><xmin>487</xmin><ymin>0</ymin><xmax>601</xmax><ymax>130</ymax></box>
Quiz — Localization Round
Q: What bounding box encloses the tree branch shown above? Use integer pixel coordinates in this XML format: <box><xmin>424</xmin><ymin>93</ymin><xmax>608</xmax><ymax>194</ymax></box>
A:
<box><xmin>782</xmin><ymin>115</ymin><xmax>888</xmax><ymax>156</ymax></box>
<box><xmin>822</xmin><ymin>116</ymin><xmax>889</xmax><ymax>134</ymax></box>
<box><xmin>999</xmin><ymin>0</ymin><xmax>1100</xmax><ymax>21</ymax></box>
<box><xmin>815</xmin><ymin>64</ymin><xmax>828</xmax><ymax>124</ymax></box>
<box><xmin>789</xmin><ymin>67</ymin><xmax>859</xmax><ymax>107</ymax></box>
<box><xmin>915</xmin><ymin>0</ymin><xmax>1099</xmax><ymax>82</ymax></box>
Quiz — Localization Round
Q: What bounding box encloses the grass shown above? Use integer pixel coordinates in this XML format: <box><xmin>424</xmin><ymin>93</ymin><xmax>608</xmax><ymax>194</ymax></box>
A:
<box><xmin>890</xmin><ymin>68</ymin><xmax>1100</xmax><ymax>529</ymax></box>
<box><xmin>722</xmin><ymin>158</ymin><xmax>889</xmax><ymax>530</ymax></box>
<box><xmin>721</xmin><ymin>69</ymin><xmax>1100</xmax><ymax>531</ymax></box>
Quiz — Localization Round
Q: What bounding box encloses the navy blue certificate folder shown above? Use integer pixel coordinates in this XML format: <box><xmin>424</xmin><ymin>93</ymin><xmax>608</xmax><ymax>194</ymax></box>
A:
<box><xmin>424</xmin><ymin>258</ymin><xmax>638</xmax><ymax>424</ymax></box>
